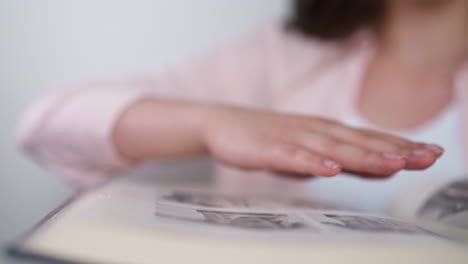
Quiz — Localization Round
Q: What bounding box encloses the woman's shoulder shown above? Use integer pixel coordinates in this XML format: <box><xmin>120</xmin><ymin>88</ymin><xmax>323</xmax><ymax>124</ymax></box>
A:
<box><xmin>213</xmin><ymin>22</ymin><xmax>360</xmax><ymax>64</ymax></box>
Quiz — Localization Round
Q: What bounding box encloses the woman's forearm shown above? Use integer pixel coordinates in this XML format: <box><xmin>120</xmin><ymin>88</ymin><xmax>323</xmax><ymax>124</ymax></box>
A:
<box><xmin>113</xmin><ymin>98</ymin><xmax>210</xmax><ymax>163</ymax></box>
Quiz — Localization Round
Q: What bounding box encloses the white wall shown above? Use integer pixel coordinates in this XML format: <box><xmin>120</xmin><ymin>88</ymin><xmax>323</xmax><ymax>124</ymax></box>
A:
<box><xmin>0</xmin><ymin>0</ymin><xmax>288</xmax><ymax>260</ymax></box>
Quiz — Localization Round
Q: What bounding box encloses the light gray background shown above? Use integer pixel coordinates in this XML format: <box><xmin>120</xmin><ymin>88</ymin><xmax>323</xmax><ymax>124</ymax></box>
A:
<box><xmin>0</xmin><ymin>1</ymin><xmax>287</xmax><ymax>263</ymax></box>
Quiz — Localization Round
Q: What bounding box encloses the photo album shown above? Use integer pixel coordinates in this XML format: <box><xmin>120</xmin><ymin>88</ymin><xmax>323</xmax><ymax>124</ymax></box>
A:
<box><xmin>9</xmin><ymin>175</ymin><xmax>468</xmax><ymax>264</ymax></box>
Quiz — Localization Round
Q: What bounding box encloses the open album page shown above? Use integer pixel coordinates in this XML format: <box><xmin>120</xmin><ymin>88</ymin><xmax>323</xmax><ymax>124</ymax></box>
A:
<box><xmin>16</xmin><ymin>176</ymin><xmax>468</xmax><ymax>264</ymax></box>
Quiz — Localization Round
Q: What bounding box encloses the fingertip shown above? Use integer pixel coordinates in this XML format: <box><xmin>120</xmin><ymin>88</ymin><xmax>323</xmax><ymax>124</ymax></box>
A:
<box><xmin>320</xmin><ymin>160</ymin><xmax>342</xmax><ymax>177</ymax></box>
<box><xmin>412</xmin><ymin>143</ymin><xmax>444</xmax><ymax>156</ymax></box>
<box><xmin>405</xmin><ymin>152</ymin><xmax>438</xmax><ymax>170</ymax></box>
<box><xmin>323</xmin><ymin>160</ymin><xmax>342</xmax><ymax>170</ymax></box>
<box><xmin>423</xmin><ymin>144</ymin><xmax>445</xmax><ymax>157</ymax></box>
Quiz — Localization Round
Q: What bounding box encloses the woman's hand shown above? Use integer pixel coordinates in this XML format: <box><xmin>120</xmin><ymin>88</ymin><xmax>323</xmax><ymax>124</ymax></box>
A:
<box><xmin>115</xmin><ymin>100</ymin><xmax>442</xmax><ymax>180</ymax></box>
<box><xmin>202</xmin><ymin>105</ymin><xmax>443</xmax><ymax>179</ymax></box>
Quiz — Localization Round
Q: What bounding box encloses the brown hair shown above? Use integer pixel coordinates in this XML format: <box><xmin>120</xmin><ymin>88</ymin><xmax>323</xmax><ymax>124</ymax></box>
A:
<box><xmin>288</xmin><ymin>0</ymin><xmax>386</xmax><ymax>40</ymax></box>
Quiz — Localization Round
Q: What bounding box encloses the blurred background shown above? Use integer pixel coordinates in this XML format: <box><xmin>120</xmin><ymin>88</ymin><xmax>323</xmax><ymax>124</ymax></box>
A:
<box><xmin>0</xmin><ymin>1</ymin><xmax>287</xmax><ymax>262</ymax></box>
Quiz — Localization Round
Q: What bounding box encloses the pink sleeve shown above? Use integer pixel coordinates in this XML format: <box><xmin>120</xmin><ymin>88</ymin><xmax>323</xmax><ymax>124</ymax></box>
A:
<box><xmin>17</xmin><ymin>84</ymin><xmax>153</xmax><ymax>188</ymax></box>
<box><xmin>17</xmin><ymin>25</ymin><xmax>282</xmax><ymax>189</ymax></box>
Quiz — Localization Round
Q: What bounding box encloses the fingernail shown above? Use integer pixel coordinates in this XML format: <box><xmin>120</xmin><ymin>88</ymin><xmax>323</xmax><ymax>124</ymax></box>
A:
<box><xmin>382</xmin><ymin>153</ymin><xmax>407</xmax><ymax>160</ymax></box>
<box><xmin>323</xmin><ymin>160</ymin><xmax>342</xmax><ymax>170</ymax></box>
<box><xmin>424</xmin><ymin>144</ymin><xmax>445</xmax><ymax>155</ymax></box>
<box><xmin>412</xmin><ymin>149</ymin><xmax>435</xmax><ymax>157</ymax></box>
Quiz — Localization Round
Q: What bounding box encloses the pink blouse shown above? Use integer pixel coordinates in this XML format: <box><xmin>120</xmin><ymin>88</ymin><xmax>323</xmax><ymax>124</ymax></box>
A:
<box><xmin>17</xmin><ymin>24</ymin><xmax>468</xmax><ymax>190</ymax></box>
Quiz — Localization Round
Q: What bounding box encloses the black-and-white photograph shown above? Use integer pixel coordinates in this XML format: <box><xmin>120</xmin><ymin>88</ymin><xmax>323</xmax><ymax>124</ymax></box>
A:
<box><xmin>156</xmin><ymin>191</ymin><xmax>328</xmax><ymax>231</ymax></box>
<box><xmin>197</xmin><ymin>210</ymin><xmax>307</xmax><ymax>230</ymax></box>
<box><xmin>155</xmin><ymin>205</ymin><xmax>310</xmax><ymax>231</ymax></box>
<box><xmin>418</xmin><ymin>179</ymin><xmax>468</xmax><ymax>221</ymax></box>
<box><xmin>321</xmin><ymin>214</ymin><xmax>429</xmax><ymax>234</ymax></box>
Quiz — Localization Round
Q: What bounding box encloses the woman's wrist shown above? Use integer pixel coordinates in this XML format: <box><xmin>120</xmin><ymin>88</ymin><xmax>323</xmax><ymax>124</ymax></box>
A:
<box><xmin>113</xmin><ymin>98</ymin><xmax>215</xmax><ymax>162</ymax></box>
